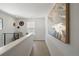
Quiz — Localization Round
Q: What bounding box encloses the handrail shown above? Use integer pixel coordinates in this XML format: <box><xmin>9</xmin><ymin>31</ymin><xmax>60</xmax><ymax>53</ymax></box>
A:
<box><xmin>3</xmin><ymin>33</ymin><xmax>19</xmax><ymax>45</ymax></box>
<box><xmin>0</xmin><ymin>32</ymin><xmax>33</xmax><ymax>55</ymax></box>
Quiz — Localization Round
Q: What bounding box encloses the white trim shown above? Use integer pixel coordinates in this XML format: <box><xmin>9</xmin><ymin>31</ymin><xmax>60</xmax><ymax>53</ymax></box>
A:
<box><xmin>45</xmin><ymin>39</ymin><xmax>52</xmax><ymax>56</ymax></box>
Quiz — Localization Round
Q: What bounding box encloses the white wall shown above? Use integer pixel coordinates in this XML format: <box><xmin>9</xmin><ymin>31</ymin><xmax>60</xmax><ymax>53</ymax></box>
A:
<box><xmin>16</xmin><ymin>17</ymin><xmax>45</xmax><ymax>40</ymax></box>
<box><xmin>46</xmin><ymin>4</ymin><xmax>79</xmax><ymax>56</ymax></box>
<box><xmin>0</xmin><ymin>10</ymin><xmax>16</xmax><ymax>47</ymax></box>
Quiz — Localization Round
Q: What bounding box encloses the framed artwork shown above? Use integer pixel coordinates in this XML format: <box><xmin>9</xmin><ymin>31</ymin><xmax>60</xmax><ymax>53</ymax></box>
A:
<box><xmin>48</xmin><ymin>3</ymin><xmax>70</xmax><ymax>44</ymax></box>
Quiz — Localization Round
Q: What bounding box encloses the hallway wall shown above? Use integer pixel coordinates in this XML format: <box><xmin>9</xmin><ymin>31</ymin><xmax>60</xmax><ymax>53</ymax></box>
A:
<box><xmin>16</xmin><ymin>17</ymin><xmax>45</xmax><ymax>40</ymax></box>
<box><xmin>46</xmin><ymin>4</ymin><xmax>79</xmax><ymax>56</ymax></box>
<box><xmin>0</xmin><ymin>10</ymin><xmax>16</xmax><ymax>47</ymax></box>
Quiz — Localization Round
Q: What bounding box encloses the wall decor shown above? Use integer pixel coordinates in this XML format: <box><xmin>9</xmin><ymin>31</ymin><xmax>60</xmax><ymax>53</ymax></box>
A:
<box><xmin>19</xmin><ymin>21</ymin><xmax>24</xmax><ymax>26</ymax></box>
<box><xmin>13</xmin><ymin>22</ymin><xmax>16</xmax><ymax>26</ymax></box>
<box><xmin>48</xmin><ymin>3</ymin><xmax>70</xmax><ymax>44</ymax></box>
<box><xmin>17</xmin><ymin>26</ymin><xmax>20</xmax><ymax>29</ymax></box>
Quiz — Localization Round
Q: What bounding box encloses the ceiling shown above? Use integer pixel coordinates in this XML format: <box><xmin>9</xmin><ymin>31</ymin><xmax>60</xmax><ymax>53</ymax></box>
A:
<box><xmin>0</xmin><ymin>3</ymin><xmax>53</xmax><ymax>18</ymax></box>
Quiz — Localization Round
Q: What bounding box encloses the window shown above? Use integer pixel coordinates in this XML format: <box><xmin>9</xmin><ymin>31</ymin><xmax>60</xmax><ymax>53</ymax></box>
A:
<box><xmin>27</xmin><ymin>22</ymin><xmax>35</xmax><ymax>29</ymax></box>
<box><xmin>0</xmin><ymin>19</ymin><xmax>3</xmax><ymax>30</ymax></box>
<box><xmin>27</xmin><ymin>22</ymin><xmax>35</xmax><ymax>32</ymax></box>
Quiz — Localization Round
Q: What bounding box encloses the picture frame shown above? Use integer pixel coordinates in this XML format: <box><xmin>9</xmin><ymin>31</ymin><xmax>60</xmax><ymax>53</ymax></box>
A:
<box><xmin>48</xmin><ymin>3</ymin><xmax>70</xmax><ymax>44</ymax></box>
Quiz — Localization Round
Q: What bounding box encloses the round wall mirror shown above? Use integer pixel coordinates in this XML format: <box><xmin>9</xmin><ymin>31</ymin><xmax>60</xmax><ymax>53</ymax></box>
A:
<box><xmin>19</xmin><ymin>21</ymin><xmax>24</xmax><ymax>26</ymax></box>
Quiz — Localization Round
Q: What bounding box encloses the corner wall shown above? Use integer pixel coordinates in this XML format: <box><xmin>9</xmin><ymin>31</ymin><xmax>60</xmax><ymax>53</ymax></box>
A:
<box><xmin>0</xmin><ymin>10</ymin><xmax>16</xmax><ymax>47</ymax></box>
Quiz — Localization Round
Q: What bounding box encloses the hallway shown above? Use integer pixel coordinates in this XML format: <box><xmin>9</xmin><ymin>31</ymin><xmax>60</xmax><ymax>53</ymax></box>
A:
<box><xmin>30</xmin><ymin>40</ymin><xmax>50</xmax><ymax>56</ymax></box>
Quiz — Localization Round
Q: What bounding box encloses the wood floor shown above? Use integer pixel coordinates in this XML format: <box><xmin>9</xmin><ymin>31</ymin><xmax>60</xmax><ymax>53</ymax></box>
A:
<box><xmin>30</xmin><ymin>40</ymin><xmax>50</xmax><ymax>56</ymax></box>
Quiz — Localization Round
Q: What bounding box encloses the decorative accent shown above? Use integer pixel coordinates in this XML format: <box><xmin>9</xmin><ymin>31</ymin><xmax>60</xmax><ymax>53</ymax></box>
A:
<box><xmin>19</xmin><ymin>21</ymin><xmax>24</xmax><ymax>26</ymax></box>
<box><xmin>48</xmin><ymin>3</ymin><xmax>70</xmax><ymax>44</ymax></box>
<box><xmin>13</xmin><ymin>22</ymin><xmax>16</xmax><ymax>26</ymax></box>
<box><xmin>17</xmin><ymin>26</ymin><xmax>20</xmax><ymax>29</ymax></box>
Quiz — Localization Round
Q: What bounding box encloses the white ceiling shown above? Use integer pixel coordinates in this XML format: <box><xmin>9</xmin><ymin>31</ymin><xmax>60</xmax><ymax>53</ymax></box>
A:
<box><xmin>0</xmin><ymin>3</ymin><xmax>53</xmax><ymax>18</ymax></box>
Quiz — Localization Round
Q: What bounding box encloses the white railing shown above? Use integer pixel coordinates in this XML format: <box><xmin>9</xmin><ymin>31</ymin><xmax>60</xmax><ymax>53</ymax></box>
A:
<box><xmin>0</xmin><ymin>32</ymin><xmax>34</xmax><ymax>56</ymax></box>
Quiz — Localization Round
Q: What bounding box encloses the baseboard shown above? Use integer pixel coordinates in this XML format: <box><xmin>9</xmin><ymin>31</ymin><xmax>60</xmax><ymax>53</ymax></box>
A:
<box><xmin>45</xmin><ymin>39</ymin><xmax>52</xmax><ymax>56</ymax></box>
